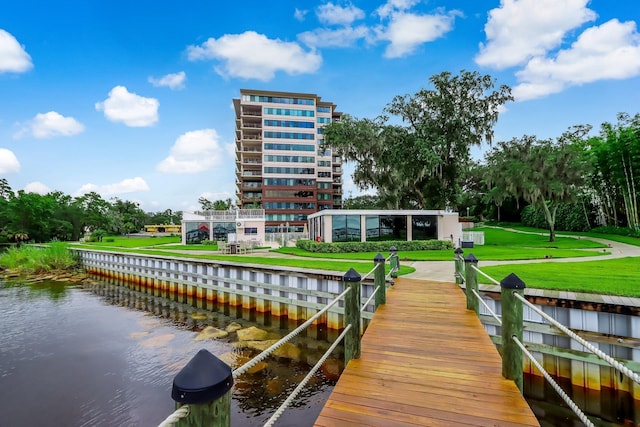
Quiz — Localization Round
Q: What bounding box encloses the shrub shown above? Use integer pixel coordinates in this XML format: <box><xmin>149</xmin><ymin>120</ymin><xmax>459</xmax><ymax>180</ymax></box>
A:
<box><xmin>590</xmin><ymin>226</ymin><xmax>640</xmax><ymax>238</ymax></box>
<box><xmin>296</xmin><ymin>239</ymin><xmax>453</xmax><ymax>253</ymax></box>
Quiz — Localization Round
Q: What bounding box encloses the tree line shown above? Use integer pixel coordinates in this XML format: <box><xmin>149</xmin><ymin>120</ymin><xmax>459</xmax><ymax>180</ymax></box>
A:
<box><xmin>0</xmin><ymin>180</ymin><xmax>181</xmax><ymax>243</ymax></box>
<box><xmin>326</xmin><ymin>71</ymin><xmax>639</xmax><ymax>241</ymax></box>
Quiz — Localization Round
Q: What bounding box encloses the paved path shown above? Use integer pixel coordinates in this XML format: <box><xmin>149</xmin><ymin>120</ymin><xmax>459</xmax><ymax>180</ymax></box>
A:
<box><xmin>404</xmin><ymin>229</ymin><xmax>640</xmax><ymax>282</ymax></box>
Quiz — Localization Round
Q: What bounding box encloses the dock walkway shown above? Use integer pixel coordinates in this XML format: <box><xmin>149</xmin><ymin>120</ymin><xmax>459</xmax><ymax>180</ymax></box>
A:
<box><xmin>315</xmin><ymin>277</ymin><xmax>540</xmax><ymax>426</ymax></box>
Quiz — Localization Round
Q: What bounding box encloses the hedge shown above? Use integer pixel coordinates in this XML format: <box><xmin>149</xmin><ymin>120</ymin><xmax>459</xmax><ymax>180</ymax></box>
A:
<box><xmin>296</xmin><ymin>239</ymin><xmax>453</xmax><ymax>253</ymax></box>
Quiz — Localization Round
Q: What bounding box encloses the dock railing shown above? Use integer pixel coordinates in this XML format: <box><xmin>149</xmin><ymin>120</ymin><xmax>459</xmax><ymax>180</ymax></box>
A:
<box><xmin>158</xmin><ymin>253</ymin><xmax>391</xmax><ymax>427</ymax></box>
<box><xmin>454</xmin><ymin>250</ymin><xmax>640</xmax><ymax>427</ymax></box>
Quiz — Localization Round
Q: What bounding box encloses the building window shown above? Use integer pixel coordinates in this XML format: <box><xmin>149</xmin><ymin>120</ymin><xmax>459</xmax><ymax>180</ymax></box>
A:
<box><xmin>365</xmin><ymin>215</ymin><xmax>407</xmax><ymax>241</ymax></box>
<box><xmin>264</xmin><ymin>143</ymin><xmax>315</xmax><ymax>151</ymax></box>
<box><xmin>264</xmin><ymin>108</ymin><xmax>314</xmax><ymax>117</ymax></box>
<box><xmin>332</xmin><ymin>215</ymin><xmax>361</xmax><ymax>242</ymax></box>
<box><xmin>264</xmin><ymin>119</ymin><xmax>314</xmax><ymax>128</ymax></box>
<box><xmin>264</xmin><ymin>131</ymin><xmax>314</xmax><ymax>140</ymax></box>
<box><xmin>412</xmin><ymin>215</ymin><xmax>437</xmax><ymax>240</ymax></box>
<box><xmin>244</xmin><ymin>227</ymin><xmax>258</xmax><ymax>235</ymax></box>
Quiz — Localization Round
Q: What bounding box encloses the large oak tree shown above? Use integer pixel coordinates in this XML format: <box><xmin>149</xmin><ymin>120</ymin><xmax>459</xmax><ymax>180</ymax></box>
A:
<box><xmin>322</xmin><ymin>70</ymin><xmax>512</xmax><ymax>209</ymax></box>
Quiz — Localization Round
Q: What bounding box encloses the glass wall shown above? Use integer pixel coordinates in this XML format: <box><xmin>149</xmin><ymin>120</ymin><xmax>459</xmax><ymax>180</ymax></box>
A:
<box><xmin>331</xmin><ymin>215</ymin><xmax>361</xmax><ymax>242</ymax></box>
<box><xmin>185</xmin><ymin>222</ymin><xmax>209</xmax><ymax>244</ymax></box>
<box><xmin>412</xmin><ymin>215</ymin><xmax>437</xmax><ymax>240</ymax></box>
<box><xmin>365</xmin><ymin>215</ymin><xmax>407</xmax><ymax>241</ymax></box>
<box><xmin>212</xmin><ymin>222</ymin><xmax>236</xmax><ymax>241</ymax></box>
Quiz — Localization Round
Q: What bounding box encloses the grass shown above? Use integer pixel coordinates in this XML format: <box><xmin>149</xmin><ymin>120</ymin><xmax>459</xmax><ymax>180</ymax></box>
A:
<box><xmin>478</xmin><ymin>257</ymin><xmax>640</xmax><ymax>297</ymax></box>
<box><xmin>0</xmin><ymin>241</ymin><xmax>78</xmax><ymax>274</ymax></box>
<box><xmin>81</xmin><ymin>235</ymin><xmax>181</xmax><ymax>248</ymax></box>
<box><xmin>486</xmin><ymin>224</ymin><xmax>640</xmax><ymax>247</ymax></box>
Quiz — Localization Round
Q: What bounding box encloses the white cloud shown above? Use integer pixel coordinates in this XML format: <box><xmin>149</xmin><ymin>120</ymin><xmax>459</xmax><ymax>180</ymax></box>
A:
<box><xmin>186</xmin><ymin>31</ymin><xmax>322</xmax><ymax>81</ymax></box>
<box><xmin>298</xmin><ymin>26</ymin><xmax>371</xmax><ymax>48</ymax></box>
<box><xmin>156</xmin><ymin>129</ymin><xmax>225</xmax><ymax>174</ymax></box>
<box><xmin>294</xmin><ymin>8</ymin><xmax>308</xmax><ymax>22</ymax></box>
<box><xmin>95</xmin><ymin>86</ymin><xmax>159</xmax><ymax>127</ymax></box>
<box><xmin>0</xmin><ymin>29</ymin><xmax>33</xmax><ymax>73</ymax></box>
<box><xmin>0</xmin><ymin>148</ymin><xmax>20</xmax><ymax>173</ymax></box>
<box><xmin>376</xmin><ymin>0</ymin><xmax>420</xmax><ymax>19</ymax></box>
<box><xmin>148</xmin><ymin>71</ymin><xmax>186</xmax><ymax>90</ymax></box>
<box><xmin>379</xmin><ymin>11</ymin><xmax>457</xmax><ymax>58</ymax></box>
<box><xmin>316</xmin><ymin>2</ymin><xmax>365</xmax><ymax>26</ymax></box>
<box><xmin>75</xmin><ymin>177</ymin><xmax>150</xmax><ymax>197</ymax></box>
<box><xmin>14</xmin><ymin>111</ymin><xmax>85</xmax><ymax>139</ymax></box>
<box><xmin>513</xmin><ymin>19</ymin><xmax>640</xmax><ymax>100</ymax></box>
<box><xmin>23</xmin><ymin>181</ymin><xmax>50</xmax><ymax>195</ymax></box>
<box><xmin>475</xmin><ymin>0</ymin><xmax>596</xmax><ymax>69</ymax></box>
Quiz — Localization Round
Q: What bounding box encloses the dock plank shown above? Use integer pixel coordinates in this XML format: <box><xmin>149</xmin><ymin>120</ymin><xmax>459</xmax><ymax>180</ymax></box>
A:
<box><xmin>315</xmin><ymin>278</ymin><xmax>540</xmax><ymax>426</ymax></box>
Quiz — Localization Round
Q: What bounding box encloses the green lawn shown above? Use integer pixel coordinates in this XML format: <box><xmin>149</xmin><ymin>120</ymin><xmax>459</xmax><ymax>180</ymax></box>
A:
<box><xmin>478</xmin><ymin>257</ymin><xmax>640</xmax><ymax>297</ymax></box>
<box><xmin>272</xmin><ymin>246</ymin><xmax>608</xmax><ymax>261</ymax></box>
<box><xmin>81</xmin><ymin>235</ymin><xmax>181</xmax><ymax>248</ymax></box>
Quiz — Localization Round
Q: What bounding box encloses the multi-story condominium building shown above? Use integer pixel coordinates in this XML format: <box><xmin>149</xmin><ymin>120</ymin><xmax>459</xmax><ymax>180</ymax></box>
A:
<box><xmin>234</xmin><ymin>89</ymin><xmax>343</xmax><ymax>233</ymax></box>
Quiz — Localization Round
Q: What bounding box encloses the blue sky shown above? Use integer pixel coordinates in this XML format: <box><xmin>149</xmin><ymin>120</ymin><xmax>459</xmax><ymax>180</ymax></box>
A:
<box><xmin>1</xmin><ymin>0</ymin><xmax>639</xmax><ymax>213</ymax></box>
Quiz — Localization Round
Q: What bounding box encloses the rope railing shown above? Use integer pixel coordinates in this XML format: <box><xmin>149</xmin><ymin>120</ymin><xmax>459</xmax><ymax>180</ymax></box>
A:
<box><xmin>263</xmin><ymin>324</ymin><xmax>352</xmax><ymax>427</ymax></box>
<box><xmin>361</xmin><ymin>263</ymin><xmax>379</xmax><ymax>281</ymax></box>
<box><xmin>469</xmin><ymin>264</ymin><xmax>500</xmax><ymax>286</ymax></box>
<box><xmin>162</xmin><ymin>254</ymin><xmax>391</xmax><ymax>427</ymax></box>
<box><xmin>470</xmin><ymin>288</ymin><xmax>501</xmax><ymax>324</ymax></box>
<box><xmin>361</xmin><ymin>286</ymin><xmax>380</xmax><ymax>312</ymax></box>
<box><xmin>157</xmin><ymin>404</ymin><xmax>190</xmax><ymax>427</ymax></box>
<box><xmin>512</xmin><ymin>291</ymin><xmax>640</xmax><ymax>385</ymax></box>
<box><xmin>458</xmin><ymin>252</ymin><xmax>623</xmax><ymax>426</ymax></box>
<box><xmin>233</xmin><ymin>287</ymin><xmax>351</xmax><ymax>379</ymax></box>
<box><xmin>512</xmin><ymin>336</ymin><xmax>595</xmax><ymax>427</ymax></box>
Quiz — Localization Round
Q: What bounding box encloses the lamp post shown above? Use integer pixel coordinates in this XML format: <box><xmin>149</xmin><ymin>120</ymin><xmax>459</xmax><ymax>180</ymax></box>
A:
<box><xmin>279</xmin><ymin>223</ymin><xmax>284</xmax><ymax>247</ymax></box>
<box><xmin>285</xmin><ymin>221</ymin><xmax>289</xmax><ymax>247</ymax></box>
<box><xmin>466</xmin><ymin>207</ymin><xmax>470</xmax><ymax>218</ymax></box>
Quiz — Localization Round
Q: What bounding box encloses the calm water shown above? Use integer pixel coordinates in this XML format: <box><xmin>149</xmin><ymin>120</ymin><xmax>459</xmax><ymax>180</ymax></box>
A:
<box><xmin>0</xmin><ymin>278</ymin><xmax>339</xmax><ymax>427</ymax></box>
<box><xmin>1</xmin><ymin>277</ymin><xmax>638</xmax><ymax>426</ymax></box>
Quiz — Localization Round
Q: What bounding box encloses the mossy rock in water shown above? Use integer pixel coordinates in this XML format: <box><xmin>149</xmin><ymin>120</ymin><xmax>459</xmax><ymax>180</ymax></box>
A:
<box><xmin>190</xmin><ymin>313</ymin><xmax>208</xmax><ymax>320</ymax></box>
<box><xmin>218</xmin><ymin>351</ymin><xmax>267</xmax><ymax>374</ymax></box>
<box><xmin>194</xmin><ymin>326</ymin><xmax>229</xmax><ymax>341</ymax></box>
<box><xmin>236</xmin><ymin>326</ymin><xmax>278</xmax><ymax>341</ymax></box>
<box><xmin>232</xmin><ymin>340</ymin><xmax>301</xmax><ymax>361</ymax></box>
<box><xmin>225</xmin><ymin>322</ymin><xmax>243</xmax><ymax>333</ymax></box>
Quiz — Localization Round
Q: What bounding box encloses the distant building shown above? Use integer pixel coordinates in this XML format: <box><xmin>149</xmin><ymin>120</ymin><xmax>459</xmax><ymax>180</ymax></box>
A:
<box><xmin>307</xmin><ymin>210</ymin><xmax>460</xmax><ymax>244</ymax></box>
<box><xmin>144</xmin><ymin>224</ymin><xmax>181</xmax><ymax>234</ymax></box>
<box><xmin>233</xmin><ymin>89</ymin><xmax>343</xmax><ymax>234</ymax></box>
<box><xmin>181</xmin><ymin>209</ymin><xmax>265</xmax><ymax>245</ymax></box>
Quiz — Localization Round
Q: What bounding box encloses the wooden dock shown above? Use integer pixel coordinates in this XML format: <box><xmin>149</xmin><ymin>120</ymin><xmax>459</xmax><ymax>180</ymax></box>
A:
<box><xmin>315</xmin><ymin>277</ymin><xmax>540</xmax><ymax>426</ymax></box>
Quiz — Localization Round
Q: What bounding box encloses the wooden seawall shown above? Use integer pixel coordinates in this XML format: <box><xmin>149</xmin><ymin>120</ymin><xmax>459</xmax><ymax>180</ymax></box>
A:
<box><xmin>315</xmin><ymin>277</ymin><xmax>540</xmax><ymax>426</ymax></box>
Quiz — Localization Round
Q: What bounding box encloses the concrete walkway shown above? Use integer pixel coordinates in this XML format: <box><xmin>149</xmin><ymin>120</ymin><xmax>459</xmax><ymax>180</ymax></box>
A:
<box><xmin>403</xmin><ymin>229</ymin><xmax>640</xmax><ymax>282</ymax></box>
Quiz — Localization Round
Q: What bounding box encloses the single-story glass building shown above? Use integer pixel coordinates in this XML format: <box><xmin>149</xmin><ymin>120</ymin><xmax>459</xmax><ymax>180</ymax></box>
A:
<box><xmin>307</xmin><ymin>209</ymin><xmax>460</xmax><ymax>244</ymax></box>
<box><xmin>181</xmin><ymin>209</ymin><xmax>266</xmax><ymax>245</ymax></box>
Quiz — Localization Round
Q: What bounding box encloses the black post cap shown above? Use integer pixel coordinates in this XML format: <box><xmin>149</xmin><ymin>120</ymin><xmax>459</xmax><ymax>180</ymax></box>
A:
<box><xmin>172</xmin><ymin>349</ymin><xmax>234</xmax><ymax>404</ymax></box>
<box><xmin>464</xmin><ymin>253</ymin><xmax>478</xmax><ymax>263</ymax></box>
<box><xmin>454</xmin><ymin>247</ymin><xmax>464</xmax><ymax>254</ymax></box>
<box><xmin>374</xmin><ymin>253</ymin><xmax>385</xmax><ymax>263</ymax></box>
<box><xmin>500</xmin><ymin>273</ymin><xmax>526</xmax><ymax>290</ymax></box>
<box><xmin>389</xmin><ymin>246</ymin><xmax>397</xmax><ymax>252</ymax></box>
<box><xmin>343</xmin><ymin>267</ymin><xmax>362</xmax><ymax>282</ymax></box>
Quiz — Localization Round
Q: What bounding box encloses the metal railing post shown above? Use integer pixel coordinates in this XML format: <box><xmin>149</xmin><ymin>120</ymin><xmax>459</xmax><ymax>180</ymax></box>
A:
<box><xmin>389</xmin><ymin>246</ymin><xmax>399</xmax><ymax>278</ymax></box>
<box><xmin>374</xmin><ymin>253</ymin><xmax>386</xmax><ymax>308</ymax></box>
<box><xmin>172</xmin><ymin>349</ymin><xmax>234</xmax><ymax>427</ymax></box>
<box><xmin>343</xmin><ymin>268</ymin><xmax>362</xmax><ymax>364</ymax></box>
<box><xmin>463</xmin><ymin>254</ymin><xmax>479</xmax><ymax>315</ymax></box>
<box><xmin>454</xmin><ymin>247</ymin><xmax>464</xmax><ymax>284</ymax></box>
<box><xmin>500</xmin><ymin>273</ymin><xmax>526</xmax><ymax>393</ymax></box>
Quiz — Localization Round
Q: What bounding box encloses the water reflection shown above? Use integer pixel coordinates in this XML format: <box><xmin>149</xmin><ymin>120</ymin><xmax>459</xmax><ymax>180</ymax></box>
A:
<box><xmin>0</xmin><ymin>278</ymin><xmax>341</xmax><ymax>427</ymax></box>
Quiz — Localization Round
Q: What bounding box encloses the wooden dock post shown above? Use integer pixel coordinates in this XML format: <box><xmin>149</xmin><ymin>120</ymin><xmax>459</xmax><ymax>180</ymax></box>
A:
<box><xmin>463</xmin><ymin>254</ymin><xmax>479</xmax><ymax>315</ymax></box>
<box><xmin>454</xmin><ymin>247</ymin><xmax>464</xmax><ymax>284</ymax></box>
<box><xmin>500</xmin><ymin>273</ymin><xmax>526</xmax><ymax>393</ymax></box>
<box><xmin>344</xmin><ymin>268</ymin><xmax>361</xmax><ymax>364</ymax></box>
<box><xmin>172</xmin><ymin>349</ymin><xmax>234</xmax><ymax>427</ymax></box>
<box><xmin>374</xmin><ymin>253</ymin><xmax>386</xmax><ymax>308</ymax></box>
